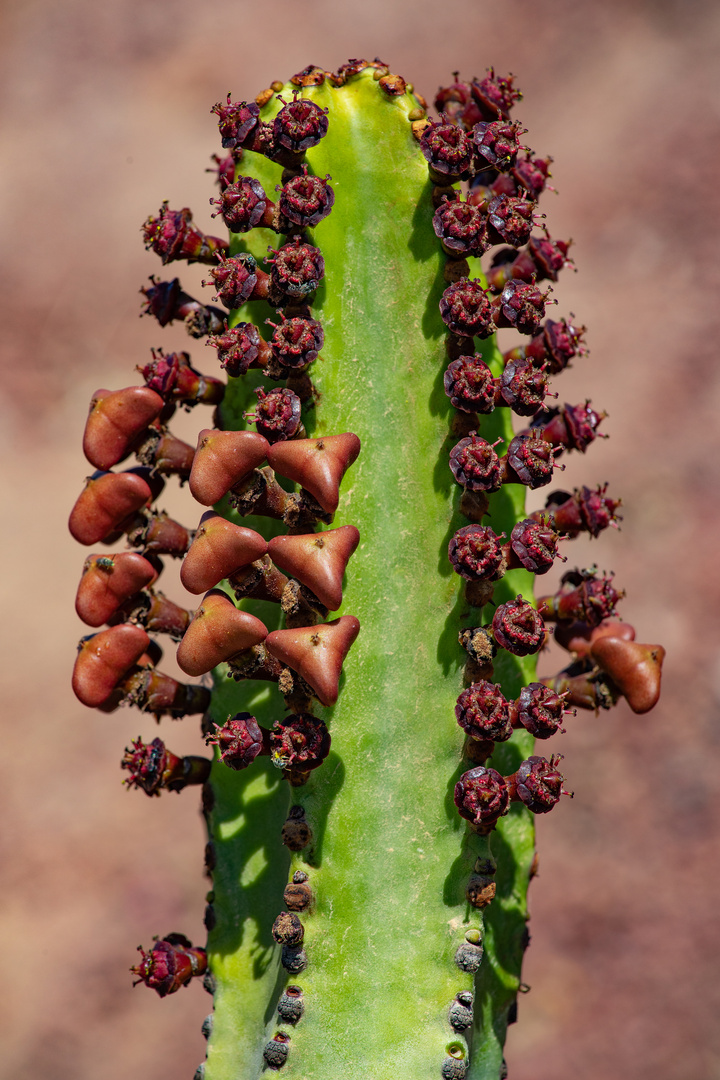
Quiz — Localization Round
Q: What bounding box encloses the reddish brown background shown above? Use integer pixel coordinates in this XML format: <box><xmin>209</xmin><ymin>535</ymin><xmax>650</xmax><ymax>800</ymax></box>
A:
<box><xmin>2</xmin><ymin>1</ymin><xmax>719</xmax><ymax>1077</ymax></box>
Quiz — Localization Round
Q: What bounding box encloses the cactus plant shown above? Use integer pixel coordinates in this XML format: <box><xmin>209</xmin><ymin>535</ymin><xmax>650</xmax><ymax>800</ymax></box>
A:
<box><xmin>68</xmin><ymin>59</ymin><xmax>665</xmax><ymax>1080</ymax></box>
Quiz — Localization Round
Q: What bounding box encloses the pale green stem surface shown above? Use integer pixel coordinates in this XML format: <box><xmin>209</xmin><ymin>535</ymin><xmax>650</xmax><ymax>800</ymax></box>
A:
<box><xmin>204</xmin><ymin>71</ymin><xmax>536</xmax><ymax>1080</ymax></box>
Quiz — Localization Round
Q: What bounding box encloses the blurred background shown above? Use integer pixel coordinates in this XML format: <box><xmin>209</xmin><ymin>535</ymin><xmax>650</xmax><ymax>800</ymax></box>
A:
<box><xmin>1</xmin><ymin>0</ymin><xmax>719</xmax><ymax>1077</ymax></box>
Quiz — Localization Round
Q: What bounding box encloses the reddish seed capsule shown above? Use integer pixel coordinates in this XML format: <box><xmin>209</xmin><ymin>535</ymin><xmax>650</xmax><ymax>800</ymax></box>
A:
<box><xmin>82</xmin><ymin>386</ymin><xmax>165</xmax><ymax>471</ymax></box>
<box><xmin>211</xmin><ymin>95</ymin><xmax>260</xmax><ymax>149</ymax></box>
<box><xmin>456</xmin><ymin>681</ymin><xmax>514</xmax><ymax>742</ymax></box>
<box><xmin>449</xmin><ymin>433</ymin><xmax>502</xmax><ymax>492</ymax></box>
<box><xmin>589</xmin><ymin>638</ymin><xmax>665</xmax><ymax>714</ymax></box>
<box><xmin>208</xmin><ymin>713</ymin><xmax>267</xmax><ymax>771</ymax></box>
<box><xmin>142</xmin><ymin>203</ymin><xmax>227</xmax><ymax>266</ymax></box>
<box><xmin>473</xmin><ymin>120</ymin><xmax>524</xmax><ymax>170</ymax></box>
<box><xmin>433</xmin><ymin>196</ymin><xmax>488</xmax><ymax>257</ymax></box>
<box><xmin>512</xmin><ymin>754</ymin><xmax>570</xmax><ymax>813</ymax></box>
<box><xmin>206</xmin><ymin>252</ymin><xmax>262</xmax><ymax>309</ymax></box>
<box><xmin>269</xmin><ymin>713</ymin><xmax>331</xmax><ymax>772</ymax></box>
<box><xmin>274</xmin><ymin>97</ymin><xmax>329</xmax><ymax>152</ymax></box>
<box><xmin>131</xmin><ymin>934</ymin><xmax>207</xmax><ymax>997</ymax></box>
<box><xmin>267</xmin><ymin>432</ymin><xmax>360</xmax><ymax>515</ymax></box>
<box><xmin>265</xmin><ymin>615</ymin><xmax>360</xmax><ymax>707</ymax></box>
<box><xmin>492</xmin><ymin>596</ymin><xmax>545</xmax><ymax>656</ymax></box>
<box><xmin>454</xmin><ymin>766</ymin><xmax>509</xmax><ymax>828</ymax></box>
<box><xmin>440</xmin><ymin>279</ymin><xmax>494</xmax><ymax>339</ymax></box>
<box><xmin>516</xmin><ymin>683</ymin><xmax>568</xmax><ymax>738</ymax></box>
<box><xmin>245</xmin><ymin>387</ymin><xmax>302</xmax><ymax>442</ymax></box>
<box><xmin>499</xmin><ymin>357</ymin><xmax>548</xmax><ymax>415</ymax></box>
<box><xmin>444</xmin><ymin>355</ymin><xmax>496</xmax><ymax>414</ymax></box>
<box><xmin>505</xmin><ymin>434</ymin><xmax>557</xmax><ymax>489</ymax></box>
<box><xmin>68</xmin><ymin>470</ymin><xmax>154</xmax><ymax>546</ymax></box>
<box><xmin>508</xmin><ymin>518</ymin><xmax>560</xmax><ymax>574</ymax></box>
<box><xmin>278</xmin><ymin>167</ymin><xmax>335</xmax><ymax>228</ymax></box>
<box><xmin>486</xmin><ymin>194</ymin><xmax>536</xmax><ymax>248</ymax></box>
<box><xmin>210</xmin><ymin>176</ymin><xmax>271</xmax><ymax>233</ymax></box>
<box><xmin>76</xmin><ymin>552</ymin><xmax>160</xmax><ymax>627</ymax></box>
<box><xmin>268</xmin><ymin>314</ymin><xmax>324</xmax><ymax>369</ymax></box>
<box><xmin>420</xmin><ymin>120</ymin><xmax>474</xmax><ymax>180</ymax></box>
<box><xmin>448</xmin><ymin>525</ymin><xmax>505</xmax><ymax>581</ymax></box>
<box><xmin>72</xmin><ymin>623</ymin><xmax>151</xmax><ymax>708</ymax></box>
<box><xmin>493</xmin><ymin>279</ymin><xmax>549</xmax><ymax>337</ymax></box>
<box><xmin>267</xmin><ymin>238</ymin><xmax>325</xmax><ymax>301</ymax></box>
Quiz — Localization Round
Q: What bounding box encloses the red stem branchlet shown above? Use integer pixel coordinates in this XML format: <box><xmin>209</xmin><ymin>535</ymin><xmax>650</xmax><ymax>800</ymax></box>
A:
<box><xmin>122</xmin><ymin>736</ymin><xmax>211</xmax><ymax>795</ymax></box>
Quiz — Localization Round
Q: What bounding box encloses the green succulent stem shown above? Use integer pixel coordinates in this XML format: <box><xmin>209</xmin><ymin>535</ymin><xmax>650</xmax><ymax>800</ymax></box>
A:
<box><xmin>204</xmin><ymin>71</ymin><xmax>536</xmax><ymax>1080</ymax></box>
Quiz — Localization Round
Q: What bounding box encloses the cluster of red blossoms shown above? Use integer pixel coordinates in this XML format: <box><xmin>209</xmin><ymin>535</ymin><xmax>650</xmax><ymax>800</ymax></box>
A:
<box><xmin>421</xmin><ymin>68</ymin><xmax>665</xmax><ymax>842</ymax></box>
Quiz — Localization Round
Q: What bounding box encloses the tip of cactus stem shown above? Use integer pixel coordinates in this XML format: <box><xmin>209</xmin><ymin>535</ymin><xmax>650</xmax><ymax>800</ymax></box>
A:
<box><xmin>265</xmin><ymin>616</ymin><xmax>360</xmax><ymax>707</ymax></box>
<box><xmin>181</xmin><ymin>513</ymin><xmax>268</xmax><ymax>595</ymax></box>
<box><xmin>268</xmin><ymin>526</ymin><xmax>360</xmax><ymax>611</ymax></box>
<box><xmin>189</xmin><ymin>429</ymin><xmax>270</xmax><ymax>506</ymax></box>
<box><xmin>176</xmin><ymin>591</ymin><xmax>268</xmax><ymax>677</ymax></box>
<box><xmin>267</xmin><ymin>433</ymin><xmax>360</xmax><ymax>515</ymax></box>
